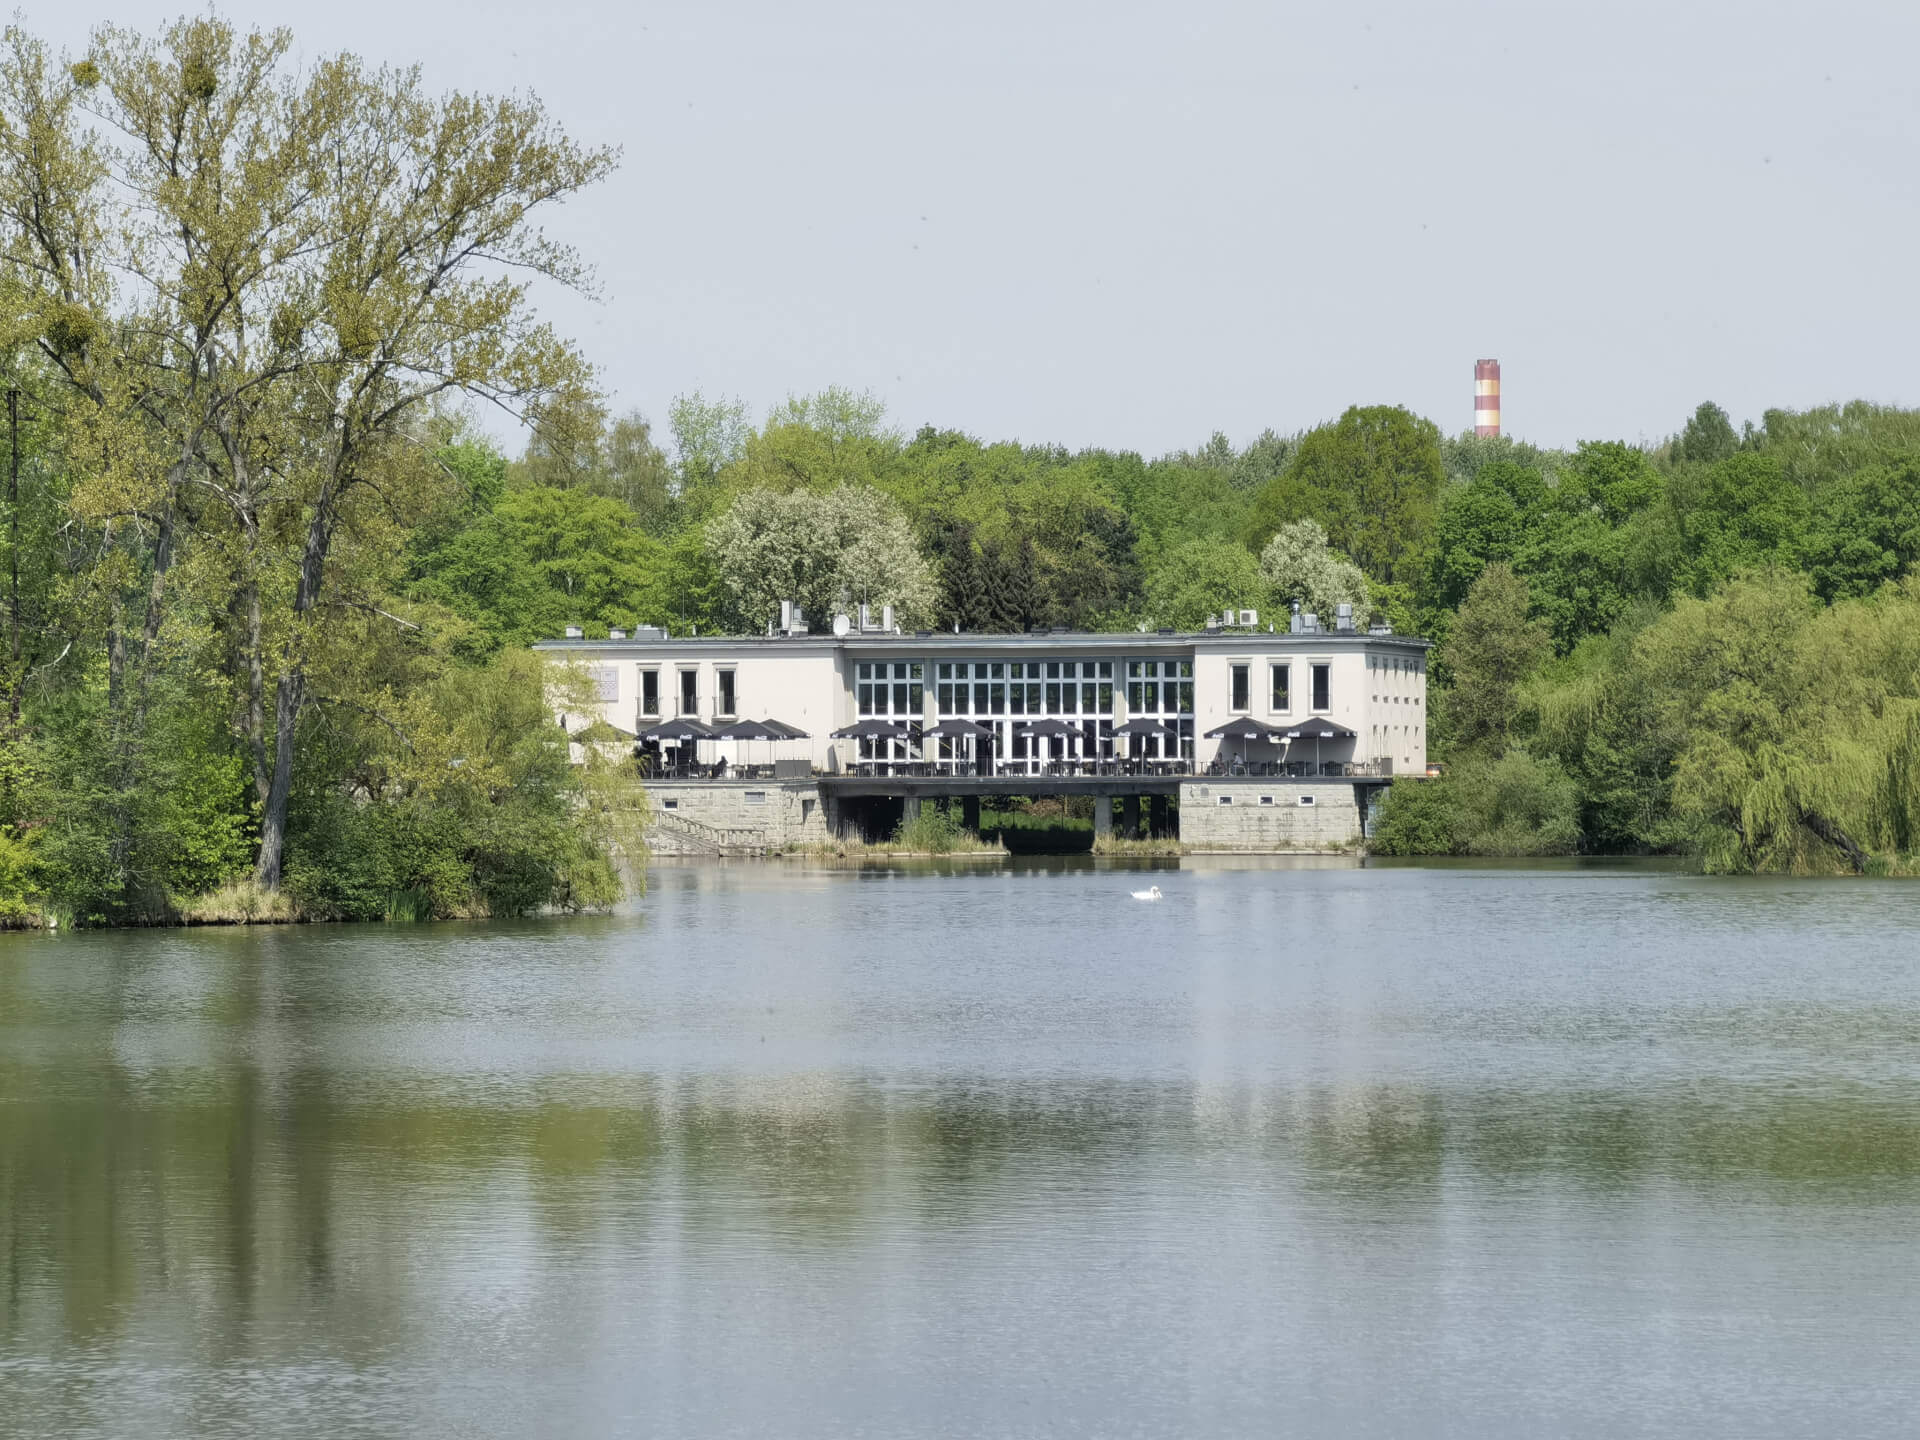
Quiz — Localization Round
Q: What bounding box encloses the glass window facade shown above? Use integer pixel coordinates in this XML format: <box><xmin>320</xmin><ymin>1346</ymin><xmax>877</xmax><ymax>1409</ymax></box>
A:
<box><xmin>856</xmin><ymin>661</ymin><xmax>924</xmax><ymax>718</ymax></box>
<box><xmin>1123</xmin><ymin>658</ymin><xmax>1194</xmax><ymax>759</ymax></box>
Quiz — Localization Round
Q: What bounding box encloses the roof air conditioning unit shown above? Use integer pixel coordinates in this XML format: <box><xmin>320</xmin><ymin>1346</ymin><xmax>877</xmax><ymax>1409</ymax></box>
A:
<box><xmin>1238</xmin><ymin>609</ymin><xmax>1258</xmax><ymax>627</ymax></box>
<box><xmin>564</xmin><ymin>625</ymin><xmax>583</xmax><ymax>639</ymax></box>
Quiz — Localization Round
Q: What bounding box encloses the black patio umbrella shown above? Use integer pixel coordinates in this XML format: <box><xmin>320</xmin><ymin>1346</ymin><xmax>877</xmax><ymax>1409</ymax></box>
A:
<box><xmin>831</xmin><ymin>718</ymin><xmax>910</xmax><ymax>740</ymax></box>
<box><xmin>712</xmin><ymin>718</ymin><xmax>781</xmax><ymax>770</ymax></box>
<box><xmin>639</xmin><ymin>717</ymin><xmax>715</xmax><ymax>742</ymax></box>
<box><xmin>1204</xmin><ymin>714</ymin><xmax>1279</xmax><ymax>770</ymax></box>
<box><xmin>924</xmin><ymin>717</ymin><xmax>993</xmax><ymax>769</ymax></box>
<box><xmin>1112</xmin><ymin>715</ymin><xmax>1176</xmax><ymax>762</ymax></box>
<box><xmin>712</xmin><ymin>719</ymin><xmax>780</xmax><ymax>741</ymax></box>
<box><xmin>638</xmin><ymin>716</ymin><xmax>714</xmax><ymax>774</ymax></box>
<box><xmin>760</xmin><ymin>718</ymin><xmax>810</xmax><ymax>740</ymax></box>
<box><xmin>1278</xmin><ymin>715</ymin><xmax>1356</xmax><ymax>773</ymax></box>
<box><xmin>1019</xmin><ymin>716</ymin><xmax>1078</xmax><ymax>763</ymax></box>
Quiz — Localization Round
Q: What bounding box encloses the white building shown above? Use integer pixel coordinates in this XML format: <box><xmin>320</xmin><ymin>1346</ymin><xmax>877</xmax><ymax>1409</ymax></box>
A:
<box><xmin>536</xmin><ymin>613</ymin><xmax>1429</xmax><ymax>779</ymax></box>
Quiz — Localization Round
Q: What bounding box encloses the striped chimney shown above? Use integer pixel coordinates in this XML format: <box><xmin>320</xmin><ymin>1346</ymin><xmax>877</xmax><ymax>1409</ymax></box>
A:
<box><xmin>1474</xmin><ymin>358</ymin><xmax>1501</xmax><ymax>437</ymax></box>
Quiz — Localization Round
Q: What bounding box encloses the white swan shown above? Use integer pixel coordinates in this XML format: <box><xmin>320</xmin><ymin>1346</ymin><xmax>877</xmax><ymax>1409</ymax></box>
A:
<box><xmin>1130</xmin><ymin>885</ymin><xmax>1163</xmax><ymax>901</ymax></box>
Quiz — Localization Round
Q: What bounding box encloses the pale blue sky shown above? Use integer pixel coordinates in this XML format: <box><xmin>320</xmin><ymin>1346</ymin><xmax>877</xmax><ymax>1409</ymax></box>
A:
<box><xmin>34</xmin><ymin>1</ymin><xmax>1920</xmax><ymax>454</ymax></box>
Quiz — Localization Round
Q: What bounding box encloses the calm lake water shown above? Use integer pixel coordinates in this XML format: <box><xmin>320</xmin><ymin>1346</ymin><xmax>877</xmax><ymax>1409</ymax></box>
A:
<box><xmin>4</xmin><ymin>858</ymin><xmax>1919</xmax><ymax>1438</ymax></box>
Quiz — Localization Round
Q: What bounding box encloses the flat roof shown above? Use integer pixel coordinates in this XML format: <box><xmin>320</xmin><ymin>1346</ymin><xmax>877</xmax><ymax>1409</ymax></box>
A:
<box><xmin>534</xmin><ymin>628</ymin><xmax>1431</xmax><ymax>654</ymax></box>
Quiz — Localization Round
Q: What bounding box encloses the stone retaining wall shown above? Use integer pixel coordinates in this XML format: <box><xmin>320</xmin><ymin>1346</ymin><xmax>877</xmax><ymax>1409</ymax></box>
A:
<box><xmin>645</xmin><ymin>780</ymin><xmax>831</xmax><ymax>855</ymax></box>
<box><xmin>1177</xmin><ymin>780</ymin><xmax>1367</xmax><ymax>852</ymax></box>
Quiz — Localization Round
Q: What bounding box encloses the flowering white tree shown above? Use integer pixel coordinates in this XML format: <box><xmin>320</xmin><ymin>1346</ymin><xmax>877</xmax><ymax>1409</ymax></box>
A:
<box><xmin>706</xmin><ymin>486</ymin><xmax>936</xmax><ymax>632</ymax></box>
<box><xmin>1258</xmin><ymin>519</ymin><xmax>1371</xmax><ymax>628</ymax></box>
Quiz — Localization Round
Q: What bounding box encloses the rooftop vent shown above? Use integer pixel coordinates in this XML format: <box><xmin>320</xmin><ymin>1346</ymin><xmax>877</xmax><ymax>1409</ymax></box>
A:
<box><xmin>563</xmin><ymin>625</ymin><xmax>583</xmax><ymax>639</ymax></box>
<box><xmin>1156</xmin><ymin>627</ymin><xmax>1177</xmax><ymax>636</ymax></box>
<box><xmin>1368</xmin><ymin>622</ymin><xmax>1394</xmax><ymax>635</ymax></box>
<box><xmin>608</xmin><ymin>627</ymin><xmax>627</xmax><ymax>640</ymax></box>
<box><xmin>633</xmin><ymin>625</ymin><xmax>666</xmax><ymax>641</ymax></box>
<box><xmin>1335</xmin><ymin>603</ymin><xmax>1354</xmax><ymax>633</ymax></box>
<box><xmin>1238</xmin><ymin>609</ymin><xmax>1259</xmax><ymax>627</ymax></box>
<box><xmin>1302</xmin><ymin>612</ymin><xmax>1319</xmax><ymax>633</ymax></box>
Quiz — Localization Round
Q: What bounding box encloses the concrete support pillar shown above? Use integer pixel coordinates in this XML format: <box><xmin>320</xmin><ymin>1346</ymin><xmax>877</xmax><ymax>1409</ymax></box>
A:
<box><xmin>1149</xmin><ymin>794</ymin><xmax>1169</xmax><ymax>839</ymax></box>
<box><xmin>1121</xmin><ymin>794</ymin><xmax>1141</xmax><ymax>837</ymax></box>
<box><xmin>962</xmin><ymin>794</ymin><xmax>981</xmax><ymax>833</ymax></box>
<box><xmin>901</xmin><ymin>794</ymin><xmax>921</xmax><ymax>825</ymax></box>
<box><xmin>1093</xmin><ymin>797</ymin><xmax>1113</xmax><ymax>841</ymax></box>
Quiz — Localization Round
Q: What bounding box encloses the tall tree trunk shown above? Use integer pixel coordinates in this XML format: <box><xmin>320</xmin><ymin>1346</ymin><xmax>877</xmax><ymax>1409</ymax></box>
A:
<box><xmin>254</xmin><ymin>666</ymin><xmax>303</xmax><ymax>889</ymax></box>
<box><xmin>245</xmin><ymin>577</ymin><xmax>269</xmax><ymax>806</ymax></box>
<box><xmin>255</xmin><ymin>482</ymin><xmax>338</xmax><ymax>890</ymax></box>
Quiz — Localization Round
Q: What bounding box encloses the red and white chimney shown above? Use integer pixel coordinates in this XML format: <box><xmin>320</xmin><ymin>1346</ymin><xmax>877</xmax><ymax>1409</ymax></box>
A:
<box><xmin>1474</xmin><ymin>358</ymin><xmax>1501</xmax><ymax>437</ymax></box>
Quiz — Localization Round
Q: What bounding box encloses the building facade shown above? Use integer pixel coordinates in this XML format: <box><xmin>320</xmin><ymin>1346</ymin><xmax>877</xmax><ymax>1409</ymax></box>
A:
<box><xmin>536</xmin><ymin>622</ymin><xmax>1430</xmax><ymax>779</ymax></box>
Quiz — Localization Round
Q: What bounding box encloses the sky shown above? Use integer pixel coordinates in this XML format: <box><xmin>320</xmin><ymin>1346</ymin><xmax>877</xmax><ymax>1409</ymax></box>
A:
<box><xmin>28</xmin><ymin>0</ymin><xmax>1920</xmax><ymax>456</ymax></box>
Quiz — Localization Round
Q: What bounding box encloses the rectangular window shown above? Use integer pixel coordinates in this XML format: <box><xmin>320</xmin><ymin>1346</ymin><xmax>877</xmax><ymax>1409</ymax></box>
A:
<box><xmin>1097</xmin><ymin>682</ymin><xmax>1113</xmax><ymax>714</ymax></box>
<box><xmin>717</xmin><ymin>669</ymin><xmax>736</xmax><ymax>716</ymax></box>
<box><xmin>679</xmin><ymin>669</ymin><xmax>698</xmax><ymax>715</ymax></box>
<box><xmin>990</xmin><ymin>683</ymin><xmax>1005</xmax><ymax>714</ymax></box>
<box><xmin>640</xmin><ymin>669</ymin><xmax>659</xmax><ymax>716</ymax></box>
<box><xmin>743</xmin><ymin>791</ymin><xmax>767</xmax><ymax>805</ymax></box>
<box><xmin>1312</xmin><ymin>663</ymin><xmax>1330</xmax><ymax>711</ymax></box>
<box><xmin>1298</xmin><ymin>794</ymin><xmax>1316</xmax><ymax>807</ymax></box>
<box><xmin>1217</xmin><ymin>795</ymin><xmax>1232</xmax><ymax>806</ymax></box>
<box><xmin>1270</xmin><ymin>663</ymin><xmax>1289</xmax><ymax>713</ymax></box>
<box><xmin>1259</xmin><ymin>795</ymin><xmax>1274</xmax><ymax>806</ymax></box>
<box><xmin>1230</xmin><ymin>664</ymin><xmax>1250</xmax><ymax>712</ymax></box>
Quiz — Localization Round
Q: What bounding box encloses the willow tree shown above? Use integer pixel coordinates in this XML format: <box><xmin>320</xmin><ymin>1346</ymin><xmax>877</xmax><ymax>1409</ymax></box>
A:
<box><xmin>0</xmin><ymin>16</ymin><xmax>615</xmax><ymax>889</ymax></box>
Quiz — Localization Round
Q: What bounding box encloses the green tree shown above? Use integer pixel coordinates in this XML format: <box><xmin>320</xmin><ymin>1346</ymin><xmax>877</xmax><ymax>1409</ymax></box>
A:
<box><xmin>1243</xmin><ymin>405</ymin><xmax>1444</xmax><ymax>583</ymax></box>
<box><xmin>1143</xmin><ymin>539</ymin><xmax>1265</xmax><ymax>630</ymax></box>
<box><xmin>1443</xmin><ymin>563</ymin><xmax>1550</xmax><ymax>751</ymax></box>
<box><xmin>1675</xmin><ymin>401</ymin><xmax>1739</xmax><ymax>466</ymax></box>
<box><xmin>1804</xmin><ymin>459</ymin><xmax>1920</xmax><ymax>601</ymax></box>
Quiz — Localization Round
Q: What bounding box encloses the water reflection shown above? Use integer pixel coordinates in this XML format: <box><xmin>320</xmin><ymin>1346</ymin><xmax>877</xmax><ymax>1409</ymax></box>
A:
<box><xmin>4</xmin><ymin>864</ymin><xmax>1920</xmax><ymax>1437</ymax></box>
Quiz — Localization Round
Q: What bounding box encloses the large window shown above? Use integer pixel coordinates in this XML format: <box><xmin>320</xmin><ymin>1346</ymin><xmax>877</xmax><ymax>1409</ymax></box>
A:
<box><xmin>1230</xmin><ymin>663</ymin><xmax>1250</xmax><ymax>712</ymax></box>
<box><xmin>1270</xmin><ymin>663</ymin><xmax>1289</xmax><ymax>712</ymax></box>
<box><xmin>640</xmin><ymin>669</ymin><xmax>659</xmax><ymax>717</ymax></box>
<box><xmin>937</xmin><ymin>660</ymin><xmax>1110</xmax><ymax>719</ymax></box>
<box><xmin>678</xmin><ymin>668</ymin><xmax>698</xmax><ymax>716</ymax></box>
<box><xmin>1311</xmin><ymin>662</ymin><xmax>1330</xmax><ymax>711</ymax></box>
<box><xmin>857</xmin><ymin>661</ymin><xmax>924</xmax><ymax>717</ymax></box>
<box><xmin>717</xmin><ymin>669</ymin><xmax>736</xmax><ymax>717</ymax></box>
<box><xmin>1124</xmin><ymin>658</ymin><xmax>1194</xmax><ymax>759</ymax></box>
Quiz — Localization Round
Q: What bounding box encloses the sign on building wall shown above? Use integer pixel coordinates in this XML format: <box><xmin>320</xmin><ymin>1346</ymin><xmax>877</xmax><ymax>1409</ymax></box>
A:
<box><xmin>589</xmin><ymin>665</ymin><xmax>619</xmax><ymax>702</ymax></box>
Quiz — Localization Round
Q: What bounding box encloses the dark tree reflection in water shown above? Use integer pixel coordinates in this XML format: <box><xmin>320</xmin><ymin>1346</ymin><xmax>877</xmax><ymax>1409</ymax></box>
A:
<box><xmin>3</xmin><ymin>860</ymin><xmax>1919</xmax><ymax>1437</ymax></box>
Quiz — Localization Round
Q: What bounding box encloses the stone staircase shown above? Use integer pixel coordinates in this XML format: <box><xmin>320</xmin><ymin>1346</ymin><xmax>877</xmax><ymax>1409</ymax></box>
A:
<box><xmin>647</xmin><ymin>809</ymin><xmax>775</xmax><ymax>856</ymax></box>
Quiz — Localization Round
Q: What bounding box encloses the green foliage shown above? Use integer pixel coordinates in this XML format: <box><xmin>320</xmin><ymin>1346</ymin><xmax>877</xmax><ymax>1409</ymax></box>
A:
<box><xmin>1371</xmin><ymin>750</ymin><xmax>1578</xmax><ymax>857</ymax></box>
<box><xmin>1804</xmin><ymin>459</ymin><xmax>1920</xmax><ymax>602</ymax></box>
<box><xmin>1369</xmin><ymin>778</ymin><xmax>1466</xmax><ymax>856</ymax></box>
<box><xmin>1144</xmin><ymin>539</ymin><xmax>1265</xmax><ymax>630</ymax></box>
<box><xmin>1441</xmin><ymin>564</ymin><xmax>1550</xmax><ymax>752</ymax></box>
<box><xmin>894</xmin><ymin>804</ymin><xmax>963</xmax><ymax>853</ymax></box>
<box><xmin>1244</xmin><ymin>405</ymin><xmax>1445</xmax><ymax>583</ymax></box>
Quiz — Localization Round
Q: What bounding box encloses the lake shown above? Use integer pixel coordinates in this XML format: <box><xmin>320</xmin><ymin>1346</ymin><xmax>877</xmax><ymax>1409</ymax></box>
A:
<box><xmin>3</xmin><ymin>858</ymin><xmax>1919</xmax><ymax>1437</ymax></box>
